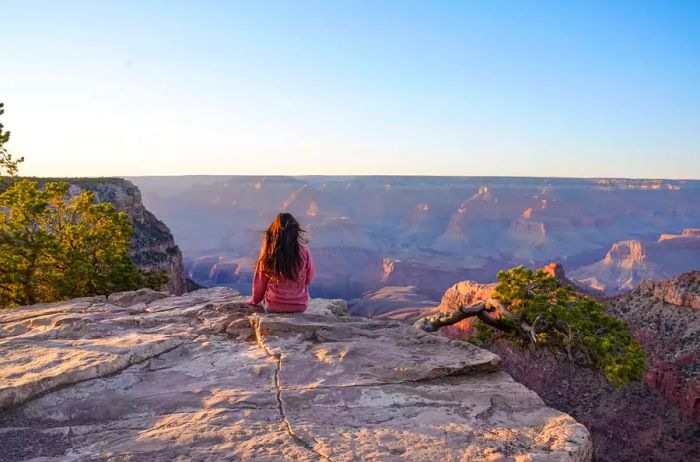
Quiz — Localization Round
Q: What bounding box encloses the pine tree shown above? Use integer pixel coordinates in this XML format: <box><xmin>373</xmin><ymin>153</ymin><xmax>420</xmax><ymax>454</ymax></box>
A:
<box><xmin>0</xmin><ymin>180</ymin><xmax>167</xmax><ymax>308</ymax></box>
<box><xmin>0</xmin><ymin>181</ymin><xmax>60</xmax><ymax>305</ymax></box>
<box><xmin>0</xmin><ymin>103</ymin><xmax>24</xmax><ymax>178</ymax></box>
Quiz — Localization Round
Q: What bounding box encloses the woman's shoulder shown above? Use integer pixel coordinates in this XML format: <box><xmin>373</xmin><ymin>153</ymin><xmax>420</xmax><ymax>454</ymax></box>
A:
<box><xmin>299</xmin><ymin>243</ymin><xmax>313</xmax><ymax>258</ymax></box>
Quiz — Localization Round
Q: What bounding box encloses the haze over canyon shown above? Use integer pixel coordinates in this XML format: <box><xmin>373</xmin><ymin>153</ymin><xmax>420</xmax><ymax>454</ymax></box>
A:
<box><xmin>129</xmin><ymin>176</ymin><xmax>700</xmax><ymax>311</ymax></box>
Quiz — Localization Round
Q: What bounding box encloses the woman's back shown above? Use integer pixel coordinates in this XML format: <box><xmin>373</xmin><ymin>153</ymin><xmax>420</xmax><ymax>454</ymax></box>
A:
<box><xmin>247</xmin><ymin>213</ymin><xmax>315</xmax><ymax>313</ymax></box>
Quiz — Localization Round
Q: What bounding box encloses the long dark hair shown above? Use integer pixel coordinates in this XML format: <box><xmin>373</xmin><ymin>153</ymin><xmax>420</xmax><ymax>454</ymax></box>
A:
<box><xmin>258</xmin><ymin>212</ymin><xmax>306</xmax><ymax>281</ymax></box>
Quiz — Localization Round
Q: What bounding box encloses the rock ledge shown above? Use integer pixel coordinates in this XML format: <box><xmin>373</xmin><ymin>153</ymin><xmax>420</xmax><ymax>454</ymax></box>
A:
<box><xmin>0</xmin><ymin>288</ymin><xmax>591</xmax><ymax>461</ymax></box>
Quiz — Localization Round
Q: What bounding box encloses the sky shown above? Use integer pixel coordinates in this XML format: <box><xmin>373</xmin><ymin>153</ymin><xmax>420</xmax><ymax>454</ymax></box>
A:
<box><xmin>2</xmin><ymin>1</ymin><xmax>699</xmax><ymax>179</ymax></box>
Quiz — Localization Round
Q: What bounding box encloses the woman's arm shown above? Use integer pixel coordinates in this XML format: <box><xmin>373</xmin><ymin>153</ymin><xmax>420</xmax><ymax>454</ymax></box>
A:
<box><xmin>248</xmin><ymin>268</ymin><xmax>269</xmax><ymax>305</ymax></box>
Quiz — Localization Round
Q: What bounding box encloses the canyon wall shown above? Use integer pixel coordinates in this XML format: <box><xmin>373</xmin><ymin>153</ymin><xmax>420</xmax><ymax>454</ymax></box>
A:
<box><xmin>605</xmin><ymin>271</ymin><xmax>700</xmax><ymax>420</ymax></box>
<box><xmin>571</xmin><ymin>229</ymin><xmax>700</xmax><ymax>294</ymax></box>
<box><xmin>63</xmin><ymin>179</ymin><xmax>186</xmax><ymax>294</ymax></box>
<box><xmin>129</xmin><ymin>176</ymin><xmax>700</xmax><ymax>303</ymax></box>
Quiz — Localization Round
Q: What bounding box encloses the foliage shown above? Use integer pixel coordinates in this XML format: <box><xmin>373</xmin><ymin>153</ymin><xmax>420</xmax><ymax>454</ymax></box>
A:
<box><xmin>473</xmin><ymin>266</ymin><xmax>645</xmax><ymax>386</ymax></box>
<box><xmin>0</xmin><ymin>103</ymin><xmax>24</xmax><ymax>178</ymax></box>
<box><xmin>0</xmin><ymin>180</ymin><xmax>166</xmax><ymax>308</ymax></box>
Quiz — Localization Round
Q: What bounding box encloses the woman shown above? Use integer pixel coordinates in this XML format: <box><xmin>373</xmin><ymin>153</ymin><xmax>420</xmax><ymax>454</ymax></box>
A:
<box><xmin>247</xmin><ymin>212</ymin><xmax>315</xmax><ymax>313</ymax></box>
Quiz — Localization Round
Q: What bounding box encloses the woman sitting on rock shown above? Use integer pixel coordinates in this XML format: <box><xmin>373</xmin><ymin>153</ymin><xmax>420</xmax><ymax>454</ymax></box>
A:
<box><xmin>247</xmin><ymin>212</ymin><xmax>315</xmax><ymax>313</ymax></box>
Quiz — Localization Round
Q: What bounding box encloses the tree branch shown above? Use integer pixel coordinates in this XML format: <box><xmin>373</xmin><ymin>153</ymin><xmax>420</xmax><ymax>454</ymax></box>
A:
<box><xmin>414</xmin><ymin>298</ymin><xmax>517</xmax><ymax>335</ymax></box>
<box><xmin>413</xmin><ymin>300</ymin><xmax>488</xmax><ymax>332</ymax></box>
<box><xmin>475</xmin><ymin>309</ymin><xmax>512</xmax><ymax>332</ymax></box>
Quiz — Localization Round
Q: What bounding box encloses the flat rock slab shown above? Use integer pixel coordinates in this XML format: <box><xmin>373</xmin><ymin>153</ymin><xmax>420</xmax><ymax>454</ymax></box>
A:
<box><xmin>284</xmin><ymin>373</ymin><xmax>590</xmax><ymax>462</ymax></box>
<box><xmin>249</xmin><ymin>315</ymin><xmax>501</xmax><ymax>389</ymax></box>
<box><xmin>0</xmin><ymin>288</ymin><xmax>591</xmax><ymax>461</ymax></box>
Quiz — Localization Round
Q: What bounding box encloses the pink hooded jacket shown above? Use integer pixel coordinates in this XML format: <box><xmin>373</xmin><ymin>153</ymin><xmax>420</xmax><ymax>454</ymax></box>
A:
<box><xmin>248</xmin><ymin>244</ymin><xmax>315</xmax><ymax>313</ymax></box>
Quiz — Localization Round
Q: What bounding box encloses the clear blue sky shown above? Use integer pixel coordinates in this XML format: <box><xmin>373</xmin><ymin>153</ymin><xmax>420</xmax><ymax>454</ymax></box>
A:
<box><xmin>2</xmin><ymin>1</ymin><xmax>699</xmax><ymax>178</ymax></box>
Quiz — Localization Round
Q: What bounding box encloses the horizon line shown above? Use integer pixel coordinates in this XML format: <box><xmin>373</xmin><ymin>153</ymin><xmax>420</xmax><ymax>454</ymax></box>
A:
<box><xmin>20</xmin><ymin>174</ymin><xmax>700</xmax><ymax>182</ymax></box>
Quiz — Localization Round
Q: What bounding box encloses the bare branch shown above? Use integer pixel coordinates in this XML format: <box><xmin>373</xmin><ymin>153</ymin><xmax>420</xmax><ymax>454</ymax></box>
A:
<box><xmin>414</xmin><ymin>296</ymin><xmax>524</xmax><ymax>337</ymax></box>
<box><xmin>529</xmin><ymin>315</ymin><xmax>544</xmax><ymax>344</ymax></box>
<box><xmin>413</xmin><ymin>301</ymin><xmax>488</xmax><ymax>332</ymax></box>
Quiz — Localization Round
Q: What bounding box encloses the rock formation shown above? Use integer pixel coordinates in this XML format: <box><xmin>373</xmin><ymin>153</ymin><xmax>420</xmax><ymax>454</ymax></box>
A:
<box><xmin>130</xmin><ymin>175</ymin><xmax>700</xmax><ymax>300</ymax></box>
<box><xmin>65</xmin><ymin>179</ymin><xmax>186</xmax><ymax>294</ymax></box>
<box><xmin>432</xmin><ymin>280</ymin><xmax>498</xmax><ymax>339</ymax></box>
<box><xmin>0</xmin><ymin>288</ymin><xmax>591</xmax><ymax>461</ymax></box>
<box><xmin>185</xmin><ymin>255</ymin><xmax>257</xmax><ymax>291</ymax></box>
<box><xmin>429</xmin><ymin>270</ymin><xmax>700</xmax><ymax>461</ymax></box>
<box><xmin>571</xmin><ymin>229</ymin><xmax>700</xmax><ymax>294</ymax></box>
<box><xmin>606</xmin><ymin>271</ymin><xmax>700</xmax><ymax>420</ymax></box>
<box><xmin>541</xmin><ymin>263</ymin><xmax>604</xmax><ymax>297</ymax></box>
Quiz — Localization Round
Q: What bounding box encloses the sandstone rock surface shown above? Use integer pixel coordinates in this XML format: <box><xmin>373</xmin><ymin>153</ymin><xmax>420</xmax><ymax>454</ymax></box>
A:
<box><xmin>0</xmin><ymin>288</ymin><xmax>590</xmax><ymax>461</ymax></box>
<box><xmin>433</xmin><ymin>280</ymin><xmax>498</xmax><ymax>340</ymax></box>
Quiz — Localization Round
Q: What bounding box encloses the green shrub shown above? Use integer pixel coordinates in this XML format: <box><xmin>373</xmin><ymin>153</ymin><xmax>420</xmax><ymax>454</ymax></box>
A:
<box><xmin>473</xmin><ymin>266</ymin><xmax>645</xmax><ymax>386</ymax></box>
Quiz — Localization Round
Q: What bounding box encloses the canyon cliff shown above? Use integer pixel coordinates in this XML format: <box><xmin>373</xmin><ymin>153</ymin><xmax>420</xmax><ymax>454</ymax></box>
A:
<box><xmin>0</xmin><ymin>288</ymin><xmax>591</xmax><ymax>461</ymax></box>
<box><xmin>433</xmin><ymin>269</ymin><xmax>700</xmax><ymax>461</ymax></box>
<box><xmin>571</xmin><ymin>229</ymin><xmax>700</xmax><ymax>294</ymax></box>
<box><xmin>53</xmin><ymin>179</ymin><xmax>187</xmax><ymax>295</ymax></box>
<box><xmin>129</xmin><ymin>176</ymin><xmax>700</xmax><ymax>303</ymax></box>
<box><xmin>605</xmin><ymin>271</ymin><xmax>700</xmax><ymax>420</ymax></box>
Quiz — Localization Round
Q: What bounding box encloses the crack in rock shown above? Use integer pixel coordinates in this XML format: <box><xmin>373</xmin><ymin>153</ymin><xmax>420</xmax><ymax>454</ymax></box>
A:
<box><xmin>251</xmin><ymin>317</ymin><xmax>334</xmax><ymax>462</ymax></box>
